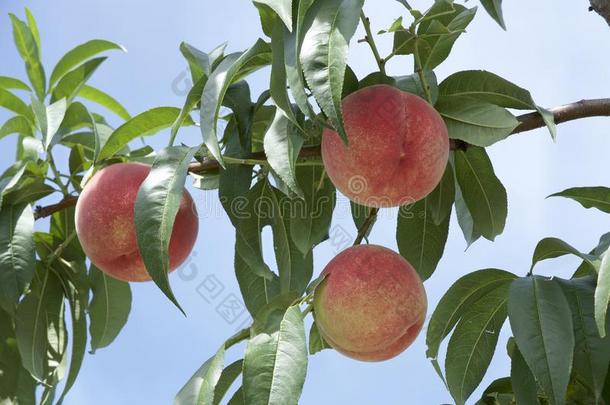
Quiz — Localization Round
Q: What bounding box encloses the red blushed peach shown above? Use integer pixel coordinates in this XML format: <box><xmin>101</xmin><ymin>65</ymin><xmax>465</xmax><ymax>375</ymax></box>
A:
<box><xmin>313</xmin><ymin>244</ymin><xmax>427</xmax><ymax>362</ymax></box>
<box><xmin>75</xmin><ymin>162</ymin><xmax>198</xmax><ymax>282</ymax></box>
<box><xmin>322</xmin><ymin>84</ymin><xmax>449</xmax><ymax>208</ymax></box>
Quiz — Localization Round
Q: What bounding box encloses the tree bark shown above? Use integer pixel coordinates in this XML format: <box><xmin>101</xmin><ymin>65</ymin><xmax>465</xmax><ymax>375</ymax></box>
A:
<box><xmin>590</xmin><ymin>0</ymin><xmax>610</xmax><ymax>26</ymax></box>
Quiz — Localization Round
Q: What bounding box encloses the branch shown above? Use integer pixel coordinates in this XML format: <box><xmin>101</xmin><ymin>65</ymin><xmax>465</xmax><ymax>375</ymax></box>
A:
<box><xmin>33</xmin><ymin>98</ymin><xmax>610</xmax><ymax>220</ymax></box>
<box><xmin>353</xmin><ymin>208</ymin><xmax>379</xmax><ymax>245</ymax></box>
<box><xmin>590</xmin><ymin>0</ymin><xmax>610</xmax><ymax>26</ymax></box>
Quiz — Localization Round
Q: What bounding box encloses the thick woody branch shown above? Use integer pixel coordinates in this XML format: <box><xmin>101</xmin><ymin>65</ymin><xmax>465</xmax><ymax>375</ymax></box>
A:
<box><xmin>590</xmin><ymin>0</ymin><xmax>610</xmax><ymax>26</ymax></box>
<box><xmin>34</xmin><ymin>98</ymin><xmax>610</xmax><ymax>220</ymax></box>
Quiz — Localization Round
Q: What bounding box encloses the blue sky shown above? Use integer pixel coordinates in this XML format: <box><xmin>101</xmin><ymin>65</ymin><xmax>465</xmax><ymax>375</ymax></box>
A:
<box><xmin>1</xmin><ymin>1</ymin><xmax>610</xmax><ymax>404</ymax></box>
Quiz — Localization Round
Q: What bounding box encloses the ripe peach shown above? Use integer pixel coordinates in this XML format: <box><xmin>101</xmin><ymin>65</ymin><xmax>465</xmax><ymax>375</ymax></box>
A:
<box><xmin>75</xmin><ymin>162</ymin><xmax>198</xmax><ymax>282</ymax></box>
<box><xmin>313</xmin><ymin>244</ymin><xmax>427</xmax><ymax>362</ymax></box>
<box><xmin>322</xmin><ymin>84</ymin><xmax>449</xmax><ymax>207</ymax></box>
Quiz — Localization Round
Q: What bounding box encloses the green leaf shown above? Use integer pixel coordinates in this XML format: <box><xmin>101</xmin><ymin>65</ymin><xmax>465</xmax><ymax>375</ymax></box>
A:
<box><xmin>0</xmin><ymin>76</ymin><xmax>31</xmax><ymax>92</ymax></box>
<box><xmin>170</xmin><ymin>75</ymin><xmax>206</xmax><ymax>144</ymax></box>
<box><xmin>51</xmin><ymin>57</ymin><xmax>107</xmax><ymax>103</ymax></box>
<box><xmin>509</xmin><ymin>343</ymin><xmax>539</xmax><ymax>405</ymax></box>
<box><xmin>179</xmin><ymin>42</ymin><xmax>215</xmax><ymax>83</ymax></box>
<box><xmin>427</xmin><ymin>269</ymin><xmax>516</xmax><ymax>364</ymax></box>
<box><xmin>223</xmin><ymin>81</ymin><xmax>253</xmax><ymax>151</ymax></box>
<box><xmin>213</xmin><ymin>360</ymin><xmax>244</xmax><ymax>405</ymax></box>
<box><xmin>24</xmin><ymin>8</ymin><xmax>41</xmax><ymax>53</ymax></box>
<box><xmin>453</xmin><ymin>170</ymin><xmax>480</xmax><ymax>247</ymax></box>
<box><xmin>574</xmin><ymin>233</ymin><xmax>610</xmax><ymax>278</ymax></box>
<box><xmin>234</xmin><ymin>181</ymin><xmax>276</xmax><ymax>280</ymax></box>
<box><xmin>549</xmin><ymin>186</ymin><xmax>610</xmax><ymax>214</ymax></box>
<box><xmin>393</xmin><ymin>28</ymin><xmax>416</xmax><ymax>56</ymax></box>
<box><xmin>175</xmin><ymin>345</ymin><xmax>226</xmax><ymax>405</ymax></box>
<box><xmin>480</xmin><ymin>0</ymin><xmax>506</xmax><ymax>29</ymax></box>
<box><xmin>98</xmin><ymin>107</ymin><xmax>192</xmax><ymax>161</ymax></box>
<box><xmin>558</xmin><ymin>277</ymin><xmax>610</xmax><ymax>402</ymax></box>
<box><xmin>2</xmin><ymin>178</ymin><xmax>55</xmax><ymax>207</ymax></box>
<box><xmin>536</xmin><ymin>105</ymin><xmax>557</xmax><ymax>140</ymax></box>
<box><xmin>284</xmin><ymin>0</ymin><xmax>316</xmax><ymax>119</ymax></box>
<box><xmin>454</xmin><ymin>147</ymin><xmax>507</xmax><ymax>241</ymax></box>
<box><xmin>135</xmin><ymin>146</ymin><xmax>197</xmax><ymax>312</ymax></box>
<box><xmin>415</xmin><ymin>5</ymin><xmax>477</xmax><ymax>70</ymax></box>
<box><xmin>289</xmin><ymin>165</ymin><xmax>336</xmax><ymax>255</ymax></box>
<box><xmin>530</xmin><ymin>237</ymin><xmax>599</xmax><ymax>274</ymax></box>
<box><xmin>243</xmin><ymin>305</ymin><xmax>308</xmax><ymax>405</ymax></box>
<box><xmin>0</xmin><ymin>204</ymin><xmax>35</xmax><ymax>315</ymax></box>
<box><xmin>436</xmin><ymin>96</ymin><xmax>519</xmax><ymax>147</ymax></box>
<box><xmin>308</xmin><ymin>321</ymin><xmax>331</xmax><ymax>355</ymax></box>
<box><xmin>49</xmin><ymin>39</ymin><xmax>125</xmax><ymax>88</ymax></box>
<box><xmin>15</xmin><ymin>265</ymin><xmax>65</xmax><ymax>382</ymax></box>
<box><xmin>264</xmin><ymin>110</ymin><xmax>304</xmax><ymax>197</ymax></box>
<box><xmin>0</xmin><ymin>115</ymin><xmax>33</xmax><ymax>140</ymax></box>
<box><xmin>88</xmin><ymin>265</ymin><xmax>131</xmax><ymax>352</ymax></box>
<box><xmin>0</xmin><ymin>88</ymin><xmax>34</xmax><ymax>121</ymax></box>
<box><xmin>235</xmin><ymin>246</ymin><xmax>281</xmax><ymax>317</ymax></box>
<box><xmin>52</xmin><ymin>259</ymin><xmax>89</xmax><ymax>404</ymax></box>
<box><xmin>32</xmin><ymin>97</ymin><xmax>67</xmax><ymax>150</ymax></box>
<box><xmin>254</xmin><ymin>0</ymin><xmax>293</xmax><ymax>31</ymax></box>
<box><xmin>397</xmin><ymin>198</ymin><xmax>450</xmax><ymax>281</ymax></box>
<box><xmin>446</xmin><ymin>282</ymin><xmax>510</xmax><ymax>405</ymax></box>
<box><xmin>427</xmin><ymin>164</ymin><xmax>455</xmax><ymax>225</ymax></box>
<box><xmin>439</xmin><ymin>70</ymin><xmax>535</xmax><ymax>109</ymax></box>
<box><xmin>78</xmin><ymin>85</ymin><xmax>131</xmax><ymax>120</ymax></box>
<box><xmin>508</xmin><ymin>276</ymin><xmax>574</xmax><ymax>405</ymax></box>
<box><xmin>200</xmin><ymin>39</ymin><xmax>272</xmax><ymax>166</ymax></box>
<box><xmin>595</xmin><ymin>249</ymin><xmax>610</xmax><ymax>337</ymax></box>
<box><xmin>270</xmin><ymin>22</ymin><xmax>300</xmax><ymax>129</ymax></box>
<box><xmin>300</xmin><ymin>0</ymin><xmax>364</xmax><ymax>144</ymax></box>
<box><xmin>9</xmin><ymin>14</ymin><xmax>45</xmax><ymax>100</ymax></box>
<box><xmin>395</xmin><ymin>70</ymin><xmax>439</xmax><ymax>103</ymax></box>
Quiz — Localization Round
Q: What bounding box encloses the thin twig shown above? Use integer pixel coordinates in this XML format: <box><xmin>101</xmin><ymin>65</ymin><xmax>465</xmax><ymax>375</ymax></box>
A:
<box><xmin>353</xmin><ymin>208</ymin><xmax>379</xmax><ymax>245</ymax></box>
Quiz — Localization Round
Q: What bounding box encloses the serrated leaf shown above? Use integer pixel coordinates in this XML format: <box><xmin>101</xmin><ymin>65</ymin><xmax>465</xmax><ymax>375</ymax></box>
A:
<box><xmin>213</xmin><ymin>360</ymin><xmax>244</xmax><ymax>405</ymax></box>
<box><xmin>0</xmin><ymin>76</ymin><xmax>31</xmax><ymax>92</ymax></box>
<box><xmin>98</xmin><ymin>107</ymin><xmax>192</xmax><ymax>161</ymax></box>
<box><xmin>88</xmin><ymin>265</ymin><xmax>131</xmax><ymax>352</ymax></box>
<box><xmin>270</xmin><ymin>22</ymin><xmax>300</xmax><ymax>129</ymax></box>
<box><xmin>254</xmin><ymin>0</ymin><xmax>293</xmax><ymax>31</ymax></box>
<box><xmin>284</xmin><ymin>0</ymin><xmax>315</xmax><ymax>119</ymax></box>
<box><xmin>427</xmin><ymin>164</ymin><xmax>455</xmax><ymax>225</ymax></box>
<box><xmin>510</xmin><ymin>344</ymin><xmax>539</xmax><ymax>405</ymax></box>
<box><xmin>480</xmin><ymin>0</ymin><xmax>506</xmax><ymax>29</ymax></box>
<box><xmin>508</xmin><ymin>276</ymin><xmax>574</xmax><ymax>405</ymax></box>
<box><xmin>595</xmin><ymin>249</ymin><xmax>610</xmax><ymax>338</ymax></box>
<box><xmin>530</xmin><ymin>237</ymin><xmax>598</xmax><ymax>273</ymax></box>
<box><xmin>300</xmin><ymin>0</ymin><xmax>364</xmax><ymax>144</ymax></box>
<box><xmin>549</xmin><ymin>186</ymin><xmax>610</xmax><ymax>214</ymax></box>
<box><xmin>0</xmin><ymin>115</ymin><xmax>33</xmax><ymax>140</ymax></box>
<box><xmin>9</xmin><ymin>14</ymin><xmax>45</xmax><ymax>100</ymax></box>
<box><xmin>0</xmin><ymin>203</ymin><xmax>35</xmax><ymax>315</ymax></box>
<box><xmin>15</xmin><ymin>265</ymin><xmax>65</xmax><ymax>382</ymax></box>
<box><xmin>415</xmin><ymin>6</ymin><xmax>477</xmax><ymax>70</ymax></box>
<box><xmin>427</xmin><ymin>269</ymin><xmax>516</xmax><ymax>378</ymax></box>
<box><xmin>439</xmin><ymin>70</ymin><xmax>535</xmax><ymax>109</ymax></box>
<box><xmin>235</xmin><ymin>246</ymin><xmax>281</xmax><ymax>317</ymax></box>
<box><xmin>289</xmin><ymin>165</ymin><xmax>336</xmax><ymax>255</ymax></box>
<box><xmin>436</xmin><ymin>96</ymin><xmax>519</xmax><ymax>147</ymax></box>
<box><xmin>135</xmin><ymin>146</ymin><xmax>197</xmax><ymax>312</ymax></box>
<box><xmin>49</xmin><ymin>39</ymin><xmax>125</xmax><ymax>88</ymax></box>
<box><xmin>175</xmin><ymin>345</ymin><xmax>226</xmax><ymax>405</ymax></box>
<box><xmin>0</xmin><ymin>88</ymin><xmax>34</xmax><ymax>122</ymax></box>
<box><xmin>50</xmin><ymin>57</ymin><xmax>107</xmax><ymax>103</ymax></box>
<box><xmin>243</xmin><ymin>305</ymin><xmax>308</xmax><ymax>405</ymax></box>
<box><xmin>264</xmin><ymin>109</ymin><xmax>304</xmax><ymax>197</ymax></box>
<box><xmin>558</xmin><ymin>276</ymin><xmax>610</xmax><ymax>402</ymax></box>
<box><xmin>454</xmin><ymin>146</ymin><xmax>507</xmax><ymax>241</ymax></box>
<box><xmin>78</xmin><ymin>85</ymin><xmax>131</xmax><ymax>120</ymax></box>
<box><xmin>200</xmin><ymin>39</ymin><xmax>272</xmax><ymax>166</ymax></box>
<box><xmin>308</xmin><ymin>321</ymin><xmax>331</xmax><ymax>355</ymax></box>
<box><xmin>446</xmin><ymin>282</ymin><xmax>510</xmax><ymax>405</ymax></box>
<box><xmin>397</xmin><ymin>198</ymin><xmax>450</xmax><ymax>281</ymax></box>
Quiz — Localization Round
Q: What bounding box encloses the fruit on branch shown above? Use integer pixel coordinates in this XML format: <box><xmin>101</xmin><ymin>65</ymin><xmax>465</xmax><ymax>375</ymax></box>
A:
<box><xmin>313</xmin><ymin>244</ymin><xmax>427</xmax><ymax>362</ymax></box>
<box><xmin>322</xmin><ymin>84</ymin><xmax>449</xmax><ymax>208</ymax></box>
<box><xmin>75</xmin><ymin>162</ymin><xmax>198</xmax><ymax>282</ymax></box>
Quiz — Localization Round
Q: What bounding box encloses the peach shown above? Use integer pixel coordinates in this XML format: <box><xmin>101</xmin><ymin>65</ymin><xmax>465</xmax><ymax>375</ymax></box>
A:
<box><xmin>313</xmin><ymin>244</ymin><xmax>427</xmax><ymax>362</ymax></box>
<box><xmin>75</xmin><ymin>162</ymin><xmax>198</xmax><ymax>282</ymax></box>
<box><xmin>322</xmin><ymin>84</ymin><xmax>449</xmax><ymax>207</ymax></box>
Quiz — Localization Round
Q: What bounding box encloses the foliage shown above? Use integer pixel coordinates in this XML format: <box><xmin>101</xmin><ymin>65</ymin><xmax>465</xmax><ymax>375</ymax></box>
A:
<box><xmin>0</xmin><ymin>1</ymin><xmax>608</xmax><ymax>404</ymax></box>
